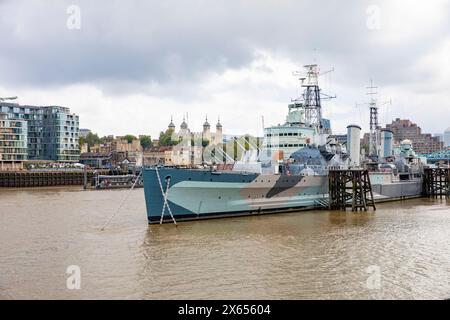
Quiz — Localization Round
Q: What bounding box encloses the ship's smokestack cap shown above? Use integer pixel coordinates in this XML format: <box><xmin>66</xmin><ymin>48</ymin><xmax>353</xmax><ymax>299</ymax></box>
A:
<box><xmin>347</xmin><ymin>124</ymin><xmax>362</xmax><ymax>130</ymax></box>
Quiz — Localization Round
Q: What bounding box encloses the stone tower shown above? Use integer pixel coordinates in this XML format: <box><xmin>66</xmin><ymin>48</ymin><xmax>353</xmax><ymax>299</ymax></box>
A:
<box><xmin>179</xmin><ymin>116</ymin><xmax>189</xmax><ymax>138</ymax></box>
<box><xmin>202</xmin><ymin>115</ymin><xmax>211</xmax><ymax>143</ymax></box>
<box><xmin>215</xmin><ymin>117</ymin><xmax>223</xmax><ymax>145</ymax></box>
<box><xmin>168</xmin><ymin>116</ymin><xmax>175</xmax><ymax>131</ymax></box>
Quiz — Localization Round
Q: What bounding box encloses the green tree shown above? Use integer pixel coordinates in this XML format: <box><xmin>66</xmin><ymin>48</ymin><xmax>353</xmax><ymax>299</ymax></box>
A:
<box><xmin>85</xmin><ymin>132</ymin><xmax>101</xmax><ymax>147</ymax></box>
<box><xmin>159</xmin><ymin>129</ymin><xmax>178</xmax><ymax>146</ymax></box>
<box><xmin>244</xmin><ymin>135</ymin><xmax>250</xmax><ymax>151</ymax></box>
<box><xmin>79</xmin><ymin>136</ymin><xmax>85</xmax><ymax>152</ymax></box>
<box><xmin>202</xmin><ymin>139</ymin><xmax>209</xmax><ymax>148</ymax></box>
<box><xmin>123</xmin><ymin>134</ymin><xmax>137</xmax><ymax>143</ymax></box>
<box><xmin>140</xmin><ymin>135</ymin><xmax>153</xmax><ymax>150</ymax></box>
<box><xmin>100</xmin><ymin>135</ymin><xmax>114</xmax><ymax>144</ymax></box>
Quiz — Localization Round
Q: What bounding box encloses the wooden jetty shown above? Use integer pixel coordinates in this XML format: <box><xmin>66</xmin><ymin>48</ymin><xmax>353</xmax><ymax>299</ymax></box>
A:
<box><xmin>423</xmin><ymin>167</ymin><xmax>449</xmax><ymax>198</ymax></box>
<box><xmin>328</xmin><ymin>169</ymin><xmax>376</xmax><ymax>211</ymax></box>
<box><xmin>0</xmin><ymin>170</ymin><xmax>108</xmax><ymax>188</ymax></box>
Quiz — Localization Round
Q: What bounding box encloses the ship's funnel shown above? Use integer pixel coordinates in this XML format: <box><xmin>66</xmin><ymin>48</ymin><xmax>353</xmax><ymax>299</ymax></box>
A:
<box><xmin>347</xmin><ymin>124</ymin><xmax>361</xmax><ymax>167</ymax></box>
<box><xmin>380</xmin><ymin>129</ymin><xmax>394</xmax><ymax>159</ymax></box>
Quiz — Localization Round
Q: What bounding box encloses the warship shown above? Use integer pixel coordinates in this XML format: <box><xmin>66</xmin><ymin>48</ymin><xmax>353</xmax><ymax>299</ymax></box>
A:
<box><xmin>142</xmin><ymin>65</ymin><xmax>424</xmax><ymax>224</ymax></box>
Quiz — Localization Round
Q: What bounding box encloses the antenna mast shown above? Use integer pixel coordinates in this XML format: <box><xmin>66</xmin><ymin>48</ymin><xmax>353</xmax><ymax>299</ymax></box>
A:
<box><xmin>290</xmin><ymin>64</ymin><xmax>335</xmax><ymax>135</ymax></box>
<box><xmin>291</xmin><ymin>65</ymin><xmax>322</xmax><ymax>130</ymax></box>
<box><xmin>367</xmin><ymin>79</ymin><xmax>379</xmax><ymax>159</ymax></box>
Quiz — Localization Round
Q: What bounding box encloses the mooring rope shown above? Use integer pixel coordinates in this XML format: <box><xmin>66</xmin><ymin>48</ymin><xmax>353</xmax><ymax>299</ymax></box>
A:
<box><xmin>100</xmin><ymin>170</ymin><xmax>142</xmax><ymax>231</ymax></box>
<box><xmin>155</xmin><ymin>166</ymin><xmax>177</xmax><ymax>225</ymax></box>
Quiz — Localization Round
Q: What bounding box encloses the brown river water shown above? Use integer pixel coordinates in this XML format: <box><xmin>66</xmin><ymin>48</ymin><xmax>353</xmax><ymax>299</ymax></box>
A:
<box><xmin>0</xmin><ymin>187</ymin><xmax>449</xmax><ymax>299</ymax></box>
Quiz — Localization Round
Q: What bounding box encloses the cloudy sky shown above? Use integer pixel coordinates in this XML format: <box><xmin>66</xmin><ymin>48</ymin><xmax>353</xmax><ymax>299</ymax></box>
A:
<box><xmin>0</xmin><ymin>0</ymin><xmax>449</xmax><ymax>138</ymax></box>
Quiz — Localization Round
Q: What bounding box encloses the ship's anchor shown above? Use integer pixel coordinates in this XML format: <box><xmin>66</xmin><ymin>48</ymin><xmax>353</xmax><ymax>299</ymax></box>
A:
<box><xmin>155</xmin><ymin>167</ymin><xmax>177</xmax><ymax>225</ymax></box>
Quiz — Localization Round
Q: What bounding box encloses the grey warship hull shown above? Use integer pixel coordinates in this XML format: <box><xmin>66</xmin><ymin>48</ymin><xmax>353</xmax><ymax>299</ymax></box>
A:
<box><xmin>143</xmin><ymin>167</ymin><xmax>422</xmax><ymax>224</ymax></box>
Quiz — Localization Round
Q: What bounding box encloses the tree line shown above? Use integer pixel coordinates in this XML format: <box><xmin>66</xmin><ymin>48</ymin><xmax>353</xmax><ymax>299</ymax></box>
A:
<box><xmin>79</xmin><ymin>132</ymin><xmax>153</xmax><ymax>151</ymax></box>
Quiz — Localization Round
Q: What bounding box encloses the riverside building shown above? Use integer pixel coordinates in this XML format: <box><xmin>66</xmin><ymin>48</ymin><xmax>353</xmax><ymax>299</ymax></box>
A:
<box><xmin>0</xmin><ymin>102</ymin><xmax>80</xmax><ymax>162</ymax></box>
<box><xmin>386</xmin><ymin>118</ymin><xmax>444</xmax><ymax>154</ymax></box>
<box><xmin>0</xmin><ymin>113</ymin><xmax>28</xmax><ymax>170</ymax></box>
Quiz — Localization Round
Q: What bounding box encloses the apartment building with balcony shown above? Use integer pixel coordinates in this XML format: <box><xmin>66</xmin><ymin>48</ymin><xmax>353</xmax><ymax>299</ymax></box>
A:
<box><xmin>0</xmin><ymin>102</ymin><xmax>80</xmax><ymax>162</ymax></box>
<box><xmin>0</xmin><ymin>113</ymin><xmax>28</xmax><ymax>170</ymax></box>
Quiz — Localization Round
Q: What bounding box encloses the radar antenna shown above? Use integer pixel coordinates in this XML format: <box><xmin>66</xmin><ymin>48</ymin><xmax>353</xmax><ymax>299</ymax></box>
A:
<box><xmin>367</xmin><ymin>79</ymin><xmax>379</xmax><ymax>159</ymax></box>
<box><xmin>291</xmin><ymin>64</ymin><xmax>335</xmax><ymax>133</ymax></box>
<box><xmin>365</xmin><ymin>80</ymin><xmax>392</xmax><ymax>160</ymax></box>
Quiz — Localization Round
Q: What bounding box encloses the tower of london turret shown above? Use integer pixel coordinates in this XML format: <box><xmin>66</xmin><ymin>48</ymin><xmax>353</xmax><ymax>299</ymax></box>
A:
<box><xmin>167</xmin><ymin>116</ymin><xmax>223</xmax><ymax>145</ymax></box>
<box><xmin>168</xmin><ymin>116</ymin><xmax>175</xmax><ymax>131</ymax></box>
<box><xmin>203</xmin><ymin>116</ymin><xmax>211</xmax><ymax>142</ymax></box>
<box><xmin>215</xmin><ymin>117</ymin><xmax>223</xmax><ymax>145</ymax></box>
<box><xmin>178</xmin><ymin>116</ymin><xmax>190</xmax><ymax>137</ymax></box>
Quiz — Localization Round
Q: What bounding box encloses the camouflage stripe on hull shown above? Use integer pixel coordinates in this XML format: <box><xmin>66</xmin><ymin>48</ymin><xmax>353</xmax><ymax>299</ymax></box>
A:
<box><xmin>143</xmin><ymin>167</ymin><xmax>328</xmax><ymax>223</ymax></box>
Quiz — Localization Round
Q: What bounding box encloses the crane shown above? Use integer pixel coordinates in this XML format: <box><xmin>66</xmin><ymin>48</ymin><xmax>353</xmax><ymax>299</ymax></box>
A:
<box><xmin>0</xmin><ymin>96</ymin><xmax>18</xmax><ymax>102</ymax></box>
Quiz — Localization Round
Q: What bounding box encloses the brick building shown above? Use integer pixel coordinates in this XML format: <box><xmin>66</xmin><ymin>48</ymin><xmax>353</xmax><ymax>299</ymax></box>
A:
<box><xmin>386</xmin><ymin>118</ymin><xmax>443</xmax><ymax>154</ymax></box>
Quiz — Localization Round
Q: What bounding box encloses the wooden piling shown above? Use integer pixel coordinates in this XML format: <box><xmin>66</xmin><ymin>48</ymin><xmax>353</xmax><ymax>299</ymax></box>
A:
<box><xmin>423</xmin><ymin>167</ymin><xmax>449</xmax><ymax>198</ymax></box>
<box><xmin>329</xmin><ymin>169</ymin><xmax>376</xmax><ymax>211</ymax></box>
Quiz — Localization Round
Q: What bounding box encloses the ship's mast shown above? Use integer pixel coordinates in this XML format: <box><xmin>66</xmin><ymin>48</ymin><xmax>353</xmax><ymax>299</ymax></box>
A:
<box><xmin>292</xmin><ymin>64</ymin><xmax>326</xmax><ymax>131</ymax></box>
<box><xmin>291</xmin><ymin>64</ymin><xmax>335</xmax><ymax>134</ymax></box>
<box><xmin>367</xmin><ymin>80</ymin><xmax>379</xmax><ymax>159</ymax></box>
<box><xmin>302</xmin><ymin>64</ymin><xmax>322</xmax><ymax>129</ymax></box>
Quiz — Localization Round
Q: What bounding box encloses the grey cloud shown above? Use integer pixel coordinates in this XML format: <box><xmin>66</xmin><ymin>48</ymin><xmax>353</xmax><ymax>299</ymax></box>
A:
<box><xmin>0</xmin><ymin>0</ymin><xmax>449</xmax><ymax>136</ymax></box>
<box><xmin>3</xmin><ymin>0</ymin><xmax>447</xmax><ymax>93</ymax></box>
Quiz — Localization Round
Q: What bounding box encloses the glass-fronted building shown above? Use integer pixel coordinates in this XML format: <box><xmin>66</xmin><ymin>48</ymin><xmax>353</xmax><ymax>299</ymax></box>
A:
<box><xmin>0</xmin><ymin>112</ymin><xmax>28</xmax><ymax>170</ymax></box>
<box><xmin>0</xmin><ymin>103</ymin><xmax>80</xmax><ymax>162</ymax></box>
